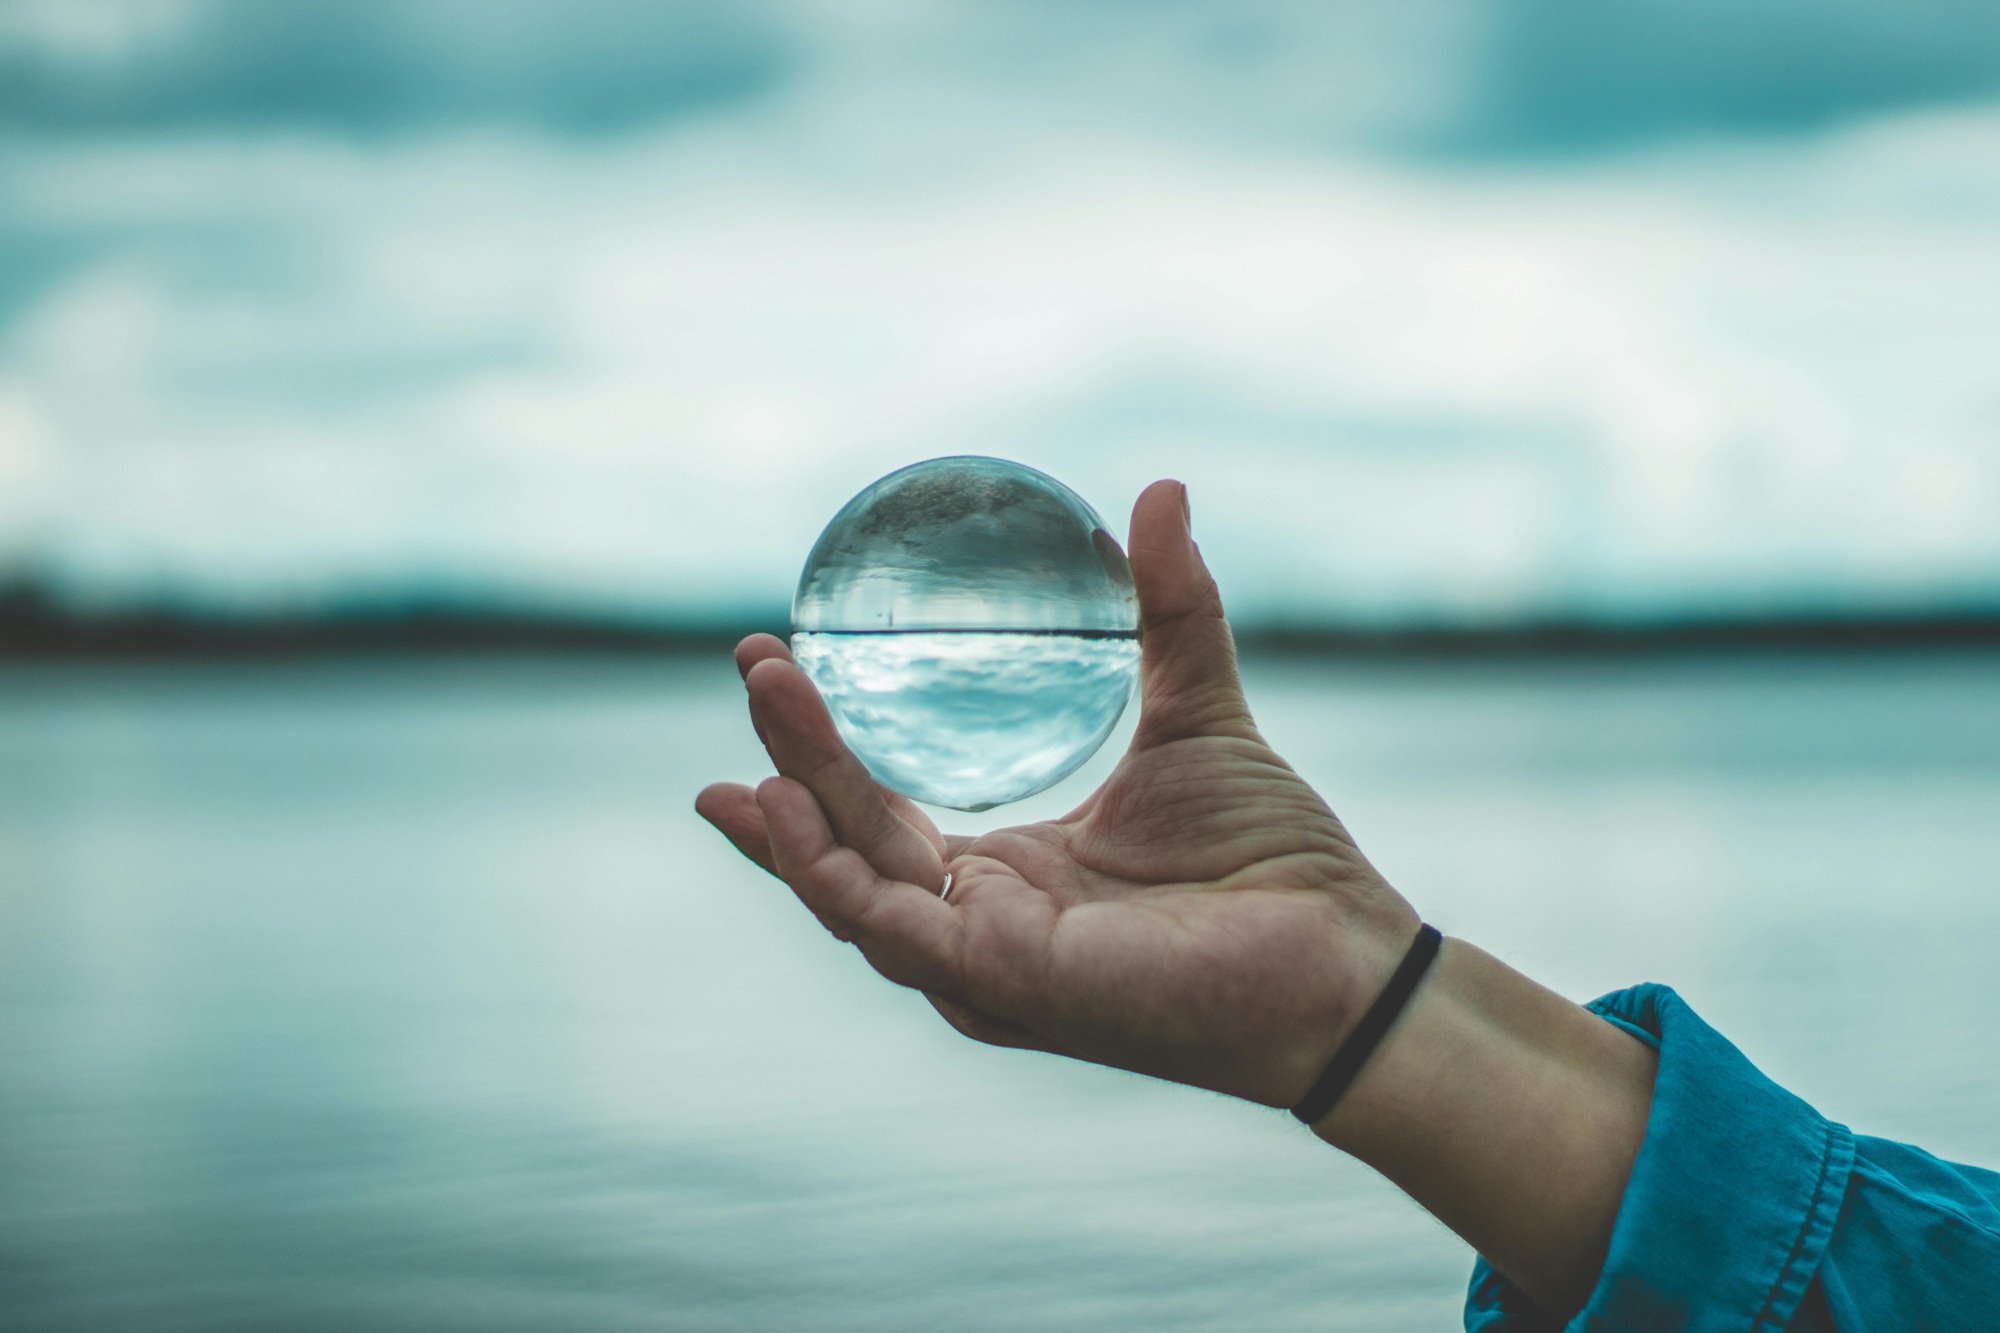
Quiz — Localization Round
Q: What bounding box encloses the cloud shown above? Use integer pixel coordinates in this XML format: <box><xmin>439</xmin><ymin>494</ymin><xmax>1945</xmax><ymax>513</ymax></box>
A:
<box><xmin>2</xmin><ymin>4</ymin><xmax>1999</xmax><ymax>623</ymax></box>
<box><xmin>6</xmin><ymin>90</ymin><xmax>2000</xmax><ymax>622</ymax></box>
<box><xmin>0</xmin><ymin>0</ymin><xmax>791</xmax><ymax>136</ymax></box>
<box><xmin>6</xmin><ymin>0</ymin><xmax>1998</xmax><ymax>152</ymax></box>
<box><xmin>1462</xmin><ymin>0</ymin><xmax>2000</xmax><ymax>153</ymax></box>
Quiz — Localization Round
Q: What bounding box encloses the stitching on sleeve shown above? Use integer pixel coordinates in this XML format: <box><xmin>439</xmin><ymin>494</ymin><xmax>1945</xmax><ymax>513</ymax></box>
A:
<box><xmin>1749</xmin><ymin>1121</ymin><xmax>1837</xmax><ymax>1332</ymax></box>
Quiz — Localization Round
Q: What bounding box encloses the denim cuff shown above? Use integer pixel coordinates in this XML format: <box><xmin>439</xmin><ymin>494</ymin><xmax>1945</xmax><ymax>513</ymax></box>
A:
<box><xmin>1464</xmin><ymin>984</ymin><xmax>1854</xmax><ymax>1332</ymax></box>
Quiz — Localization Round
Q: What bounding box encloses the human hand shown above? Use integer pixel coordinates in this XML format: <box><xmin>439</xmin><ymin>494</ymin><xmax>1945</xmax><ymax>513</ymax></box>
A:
<box><xmin>696</xmin><ymin>479</ymin><xmax>1420</xmax><ymax>1109</ymax></box>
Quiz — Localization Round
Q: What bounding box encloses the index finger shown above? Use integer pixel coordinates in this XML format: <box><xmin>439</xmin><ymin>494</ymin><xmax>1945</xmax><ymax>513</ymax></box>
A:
<box><xmin>744</xmin><ymin>657</ymin><xmax>947</xmax><ymax>892</ymax></box>
<box><xmin>735</xmin><ymin>633</ymin><xmax>793</xmax><ymax>681</ymax></box>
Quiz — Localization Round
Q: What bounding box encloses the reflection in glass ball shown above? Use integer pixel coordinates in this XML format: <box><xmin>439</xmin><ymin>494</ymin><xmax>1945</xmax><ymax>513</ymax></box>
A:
<box><xmin>792</xmin><ymin>456</ymin><xmax>1140</xmax><ymax>812</ymax></box>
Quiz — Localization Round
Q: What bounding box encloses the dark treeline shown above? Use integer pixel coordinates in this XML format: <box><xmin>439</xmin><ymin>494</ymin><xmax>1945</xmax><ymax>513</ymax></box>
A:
<box><xmin>0</xmin><ymin>577</ymin><xmax>766</xmax><ymax>659</ymax></box>
<box><xmin>6</xmin><ymin>577</ymin><xmax>1999</xmax><ymax>661</ymax></box>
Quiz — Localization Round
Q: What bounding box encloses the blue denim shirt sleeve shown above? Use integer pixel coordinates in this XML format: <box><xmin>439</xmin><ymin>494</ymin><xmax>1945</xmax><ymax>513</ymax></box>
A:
<box><xmin>1463</xmin><ymin>984</ymin><xmax>2000</xmax><ymax>1331</ymax></box>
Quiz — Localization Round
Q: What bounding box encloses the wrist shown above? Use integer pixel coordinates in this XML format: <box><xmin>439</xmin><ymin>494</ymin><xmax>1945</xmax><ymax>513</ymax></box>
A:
<box><xmin>1251</xmin><ymin>881</ymin><xmax>1422</xmax><ymax>1112</ymax></box>
<box><xmin>1307</xmin><ymin>938</ymin><xmax>1658</xmax><ymax>1318</ymax></box>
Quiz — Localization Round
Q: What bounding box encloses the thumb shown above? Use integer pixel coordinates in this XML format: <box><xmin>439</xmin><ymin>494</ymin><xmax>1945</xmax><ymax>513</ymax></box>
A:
<box><xmin>1127</xmin><ymin>480</ymin><xmax>1256</xmax><ymax>745</ymax></box>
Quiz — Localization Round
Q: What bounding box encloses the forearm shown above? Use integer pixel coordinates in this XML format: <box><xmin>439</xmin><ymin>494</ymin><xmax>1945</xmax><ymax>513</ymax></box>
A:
<box><xmin>1310</xmin><ymin>937</ymin><xmax>1658</xmax><ymax>1319</ymax></box>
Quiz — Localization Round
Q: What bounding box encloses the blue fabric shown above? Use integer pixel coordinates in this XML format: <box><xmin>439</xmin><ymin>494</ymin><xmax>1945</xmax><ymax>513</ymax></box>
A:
<box><xmin>1463</xmin><ymin>984</ymin><xmax>2000</xmax><ymax>1331</ymax></box>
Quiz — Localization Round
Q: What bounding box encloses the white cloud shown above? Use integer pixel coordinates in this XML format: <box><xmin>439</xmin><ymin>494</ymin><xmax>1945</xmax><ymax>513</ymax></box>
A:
<box><xmin>4</xmin><ymin>74</ymin><xmax>1999</xmax><ymax>620</ymax></box>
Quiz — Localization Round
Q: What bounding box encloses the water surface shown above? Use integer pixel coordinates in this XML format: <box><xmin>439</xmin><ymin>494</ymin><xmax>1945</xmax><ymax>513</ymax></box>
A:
<box><xmin>3</xmin><ymin>651</ymin><xmax>1997</xmax><ymax>1330</ymax></box>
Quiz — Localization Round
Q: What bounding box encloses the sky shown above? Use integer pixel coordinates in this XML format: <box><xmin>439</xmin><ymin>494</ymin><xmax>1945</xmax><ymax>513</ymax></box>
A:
<box><xmin>2</xmin><ymin>0</ymin><xmax>1999</xmax><ymax>628</ymax></box>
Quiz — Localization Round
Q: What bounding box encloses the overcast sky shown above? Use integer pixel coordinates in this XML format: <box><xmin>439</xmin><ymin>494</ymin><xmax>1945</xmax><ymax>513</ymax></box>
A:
<box><xmin>3</xmin><ymin>0</ymin><xmax>1999</xmax><ymax>626</ymax></box>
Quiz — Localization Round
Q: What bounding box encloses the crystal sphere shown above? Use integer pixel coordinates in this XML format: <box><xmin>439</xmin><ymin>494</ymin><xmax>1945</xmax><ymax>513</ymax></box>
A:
<box><xmin>792</xmin><ymin>456</ymin><xmax>1140</xmax><ymax>812</ymax></box>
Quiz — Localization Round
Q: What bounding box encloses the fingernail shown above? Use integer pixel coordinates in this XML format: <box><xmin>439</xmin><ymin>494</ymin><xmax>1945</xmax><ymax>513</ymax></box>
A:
<box><xmin>1179</xmin><ymin>482</ymin><xmax>1192</xmax><ymax>527</ymax></box>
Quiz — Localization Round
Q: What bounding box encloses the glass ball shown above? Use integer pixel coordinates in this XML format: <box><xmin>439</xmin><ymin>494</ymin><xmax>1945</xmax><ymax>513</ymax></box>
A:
<box><xmin>792</xmin><ymin>456</ymin><xmax>1140</xmax><ymax>812</ymax></box>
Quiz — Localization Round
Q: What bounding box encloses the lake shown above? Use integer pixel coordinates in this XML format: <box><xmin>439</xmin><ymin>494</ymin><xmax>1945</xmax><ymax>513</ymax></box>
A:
<box><xmin>3</xmin><ymin>650</ymin><xmax>1997</xmax><ymax>1330</ymax></box>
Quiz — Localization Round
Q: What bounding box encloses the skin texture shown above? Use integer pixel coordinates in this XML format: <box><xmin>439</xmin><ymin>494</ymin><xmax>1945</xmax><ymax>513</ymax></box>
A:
<box><xmin>697</xmin><ymin>478</ymin><xmax>1656</xmax><ymax>1320</ymax></box>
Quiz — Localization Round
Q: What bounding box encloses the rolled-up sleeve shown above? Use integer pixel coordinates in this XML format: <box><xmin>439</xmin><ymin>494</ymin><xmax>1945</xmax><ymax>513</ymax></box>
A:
<box><xmin>1464</xmin><ymin>984</ymin><xmax>2000</xmax><ymax>1331</ymax></box>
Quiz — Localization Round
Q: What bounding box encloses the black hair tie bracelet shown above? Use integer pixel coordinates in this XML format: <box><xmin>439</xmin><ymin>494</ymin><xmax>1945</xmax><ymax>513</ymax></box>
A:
<box><xmin>1290</xmin><ymin>923</ymin><xmax>1443</xmax><ymax>1126</ymax></box>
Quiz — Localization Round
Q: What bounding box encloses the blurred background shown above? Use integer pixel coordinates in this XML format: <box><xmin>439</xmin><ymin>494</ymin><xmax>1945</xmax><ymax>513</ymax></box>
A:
<box><xmin>3</xmin><ymin>2</ymin><xmax>1998</xmax><ymax>1329</ymax></box>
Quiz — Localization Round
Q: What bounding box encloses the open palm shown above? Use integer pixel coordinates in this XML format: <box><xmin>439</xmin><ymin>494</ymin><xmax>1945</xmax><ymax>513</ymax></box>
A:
<box><xmin>698</xmin><ymin>480</ymin><xmax>1416</xmax><ymax>1108</ymax></box>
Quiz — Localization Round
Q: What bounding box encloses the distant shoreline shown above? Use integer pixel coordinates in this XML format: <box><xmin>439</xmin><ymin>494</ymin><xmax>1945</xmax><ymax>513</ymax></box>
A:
<box><xmin>6</xmin><ymin>601</ymin><xmax>1999</xmax><ymax>662</ymax></box>
<box><xmin>1244</xmin><ymin>613</ymin><xmax>2000</xmax><ymax>658</ymax></box>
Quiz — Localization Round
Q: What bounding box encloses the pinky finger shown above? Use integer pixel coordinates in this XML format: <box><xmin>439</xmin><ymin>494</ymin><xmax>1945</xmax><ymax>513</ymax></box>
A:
<box><xmin>925</xmin><ymin>993</ymin><xmax>1061</xmax><ymax>1054</ymax></box>
<box><xmin>756</xmin><ymin>776</ymin><xmax>965</xmax><ymax>995</ymax></box>
<box><xmin>695</xmin><ymin>782</ymin><xmax>777</xmax><ymax>876</ymax></box>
